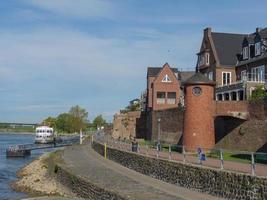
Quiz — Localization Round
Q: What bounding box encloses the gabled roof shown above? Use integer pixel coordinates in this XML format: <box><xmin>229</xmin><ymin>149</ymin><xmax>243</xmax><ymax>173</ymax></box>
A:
<box><xmin>184</xmin><ymin>73</ymin><xmax>215</xmax><ymax>86</ymax></box>
<box><xmin>178</xmin><ymin>71</ymin><xmax>195</xmax><ymax>82</ymax></box>
<box><xmin>147</xmin><ymin>65</ymin><xmax>178</xmax><ymax>77</ymax></box>
<box><xmin>211</xmin><ymin>32</ymin><xmax>245</xmax><ymax>66</ymax></box>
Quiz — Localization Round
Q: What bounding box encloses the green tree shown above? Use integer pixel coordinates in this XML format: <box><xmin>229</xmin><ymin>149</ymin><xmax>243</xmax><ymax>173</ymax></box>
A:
<box><xmin>250</xmin><ymin>86</ymin><xmax>267</xmax><ymax>101</ymax></box>
<box><xmin>68</xmin><ymin>105</ymin><xmax>88</xmax><ymax>132</ymax></box>
<box><xmin>92</xmin><ymin>115</ymin><xmax>106</xmax><ymax>129</ymax></box>
<box><xmin>42</xmin><ymin>116</ymin><xmax>57</xmax><ymax>128</ymax></box>
<box><xmin>56</xmin><ymin>113</ymin><xmax>71</xmax><ymax>133</ymax></box>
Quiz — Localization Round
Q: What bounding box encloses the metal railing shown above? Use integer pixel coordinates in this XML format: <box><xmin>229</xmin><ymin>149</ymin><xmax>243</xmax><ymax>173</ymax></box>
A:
<box><xmin>93</xmin><ymin>134</ymin><xmax>267</xmax><ymax>177</ymax></box>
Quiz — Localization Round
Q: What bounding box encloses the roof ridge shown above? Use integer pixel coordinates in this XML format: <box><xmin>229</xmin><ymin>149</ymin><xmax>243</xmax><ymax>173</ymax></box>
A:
<box><xmin>211</xmin><ymin>32</ymin><xmax>247</xmax><ymax>36</ymax></box>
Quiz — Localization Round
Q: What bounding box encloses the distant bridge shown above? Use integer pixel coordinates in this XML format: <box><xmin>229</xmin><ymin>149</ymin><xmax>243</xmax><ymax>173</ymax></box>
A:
<box><xmin>0</xmin><ymin>122</ymin><xmax>39</xmax><ymax>127</ymax></box>
<box><xmin>215</xmin><ymin>101</ymin><xmax>249</xmax><ymax>119</ymax></box>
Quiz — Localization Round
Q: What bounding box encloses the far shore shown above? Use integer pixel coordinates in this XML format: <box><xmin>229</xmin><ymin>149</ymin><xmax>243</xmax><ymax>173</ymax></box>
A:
<box><xmin>0</xmin><ymin>131</ymin><xmax>35</xmax><ymax>135</ymax></box>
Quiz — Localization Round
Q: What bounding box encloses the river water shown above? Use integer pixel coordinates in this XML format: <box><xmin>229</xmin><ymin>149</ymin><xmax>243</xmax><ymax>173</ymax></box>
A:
<box><xmin>0</xmin><ymin>133</ymin><xmax>53</xmax><ymax>200</ymax></box>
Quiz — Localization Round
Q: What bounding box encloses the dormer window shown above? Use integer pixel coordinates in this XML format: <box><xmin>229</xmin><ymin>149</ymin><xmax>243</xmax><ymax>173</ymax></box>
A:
<box><xmin>162</xmin><ymin>74</ymin><xmax>171</xmax><ymax>83</ymax></box>
<box><xmin>243</xmin><ymin>46</ymin><xmax>249</xmax><ymax>60</ymax></box>
<box><xmin>198</xmin><ymin>52</ymin><xmax>209</xmax><ymax>67</ymax></box>
<box><xmin>255</xmin><ymin>42</ymin><xmax>261</xmax><ymax>56</ymax></box>
<box><xmin>205</xmin><ymin>53</ymin><xmax>210</xmax><ymax>65</ymax></box>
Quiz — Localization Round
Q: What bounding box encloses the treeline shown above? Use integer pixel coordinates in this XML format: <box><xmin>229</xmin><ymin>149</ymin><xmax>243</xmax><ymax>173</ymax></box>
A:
<box><xmin>42</xmin><ymin>105</ymin><xmax>107</xmax><ymax>134</ymax></box>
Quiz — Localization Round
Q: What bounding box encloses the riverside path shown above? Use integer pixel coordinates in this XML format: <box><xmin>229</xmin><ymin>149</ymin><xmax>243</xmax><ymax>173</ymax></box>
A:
<box><xmin>58</xmin><ymin>144</ymin><xmax>224</xmax><ymax>200</ymax></box>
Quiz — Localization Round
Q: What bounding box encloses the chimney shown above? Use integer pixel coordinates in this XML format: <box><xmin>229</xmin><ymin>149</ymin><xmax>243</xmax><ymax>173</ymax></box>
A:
<box><xmin>204</xmin><ymin>27</ymin><xmax>212</xmax><ymax>36</ymax></box>
<box><xmin>256</xmin><ymin>27</ymin><xmax>263</xmax><ymax>33</ymax></box>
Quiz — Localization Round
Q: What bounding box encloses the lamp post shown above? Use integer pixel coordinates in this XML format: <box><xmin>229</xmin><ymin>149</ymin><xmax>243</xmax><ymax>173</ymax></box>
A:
<box><xmin>157</xmin><ymin>118</ymin><xmax>161</xmax><ymax>151</ymax></box>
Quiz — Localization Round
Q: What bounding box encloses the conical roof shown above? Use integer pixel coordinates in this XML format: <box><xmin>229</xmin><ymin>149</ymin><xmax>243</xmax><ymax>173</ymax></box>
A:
<box><xmin>184</xmin><ymin>73</ymin><xmax>216</xmax><ymax>86</ymax></box>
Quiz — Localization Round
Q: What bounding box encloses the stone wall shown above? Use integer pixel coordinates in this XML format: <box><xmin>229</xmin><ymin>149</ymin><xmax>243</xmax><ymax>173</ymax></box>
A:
<box><xmin>55</xmin><ymin>164</ymin><xmax>126</xmax><ymax>199</ymax></box>
<box><xmin>147</xmin><ymin>107</ymin><xmax>184</xmax><ymax>144</ymax></box>
<box><xmin>112</xmin><ymin>111</ymin><xmax>146</xmax><ymax>140</ymax></box>
<box><xmin>93</xmin><ymin>141</ymin><xmax>267</xmax><ymax>200</ymax></box>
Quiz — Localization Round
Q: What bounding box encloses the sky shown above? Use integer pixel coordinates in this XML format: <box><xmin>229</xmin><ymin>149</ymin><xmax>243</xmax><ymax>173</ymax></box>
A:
<box><xmin>0</xmin><ymin>0</ymin><xmax>267</xmax><ymax>123</ymax></box>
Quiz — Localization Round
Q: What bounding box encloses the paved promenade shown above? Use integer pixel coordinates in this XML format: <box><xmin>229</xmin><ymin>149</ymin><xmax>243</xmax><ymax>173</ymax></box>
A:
<box><xmin>60</xmin><ymin>144</ymin><xmax>223</xmax><ymax>200</ymax></box>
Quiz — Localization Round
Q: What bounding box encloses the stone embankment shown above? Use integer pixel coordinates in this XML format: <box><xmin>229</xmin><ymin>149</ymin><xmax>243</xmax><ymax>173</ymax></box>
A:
<box><xmin>11</xmin><ymin>152</ymin><xmax>75</xmax><ymax>197</ymax></box>
<box><xmin>92</xmin><ymin>141</ymin><xmax>267</xmax><ymax>200</ymax></box>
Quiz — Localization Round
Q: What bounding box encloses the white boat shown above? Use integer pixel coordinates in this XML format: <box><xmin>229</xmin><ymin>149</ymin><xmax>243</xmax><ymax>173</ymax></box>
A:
<box><xmin>35</xmin><ymin>126</ymin><xmax>55</xmax><ymax>144</ymax></box>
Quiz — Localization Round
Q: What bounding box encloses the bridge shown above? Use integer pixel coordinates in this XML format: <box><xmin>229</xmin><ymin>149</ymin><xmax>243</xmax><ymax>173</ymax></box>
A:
<box><xmin>6</xmin><ymin>136</ymin><xmax>79</xmax><ymax>157</ymax></box>
<box><xmin>0</xmin><ymin>122</ymin><xmax>39</xmax><ymax>128</ymax></box>
<box><xmin>215</xmin><ymin>101</ymin><xmax>249</xmax><ymax>119</ymax></box>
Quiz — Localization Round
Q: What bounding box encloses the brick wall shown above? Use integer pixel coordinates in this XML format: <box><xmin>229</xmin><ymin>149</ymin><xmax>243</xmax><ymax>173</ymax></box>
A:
<box><xmin>216</xmin><ymin>101</ymin><xmax>249</xmax><ymax>118</ymax></box>
<box><xmin>112</xmin><ymin>111</ymin><xmax>146</xmax><ymax>139</ymax></box>
<box><xmin>147</xmin><ymin>107</ymin><xmax>184</xmax><ymax>144</ymax></box>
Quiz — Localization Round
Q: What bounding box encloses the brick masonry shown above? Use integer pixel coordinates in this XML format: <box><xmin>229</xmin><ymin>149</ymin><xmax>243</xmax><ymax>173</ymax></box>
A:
<box><xmin>93</xmin><ymin>141</ymin><xmax>267</xmax><ymax>200</ymax></box>
<box><xmin>183</xmin><ymin>84</ymin><xmax>216</xmax><ymax>150</ymax></box>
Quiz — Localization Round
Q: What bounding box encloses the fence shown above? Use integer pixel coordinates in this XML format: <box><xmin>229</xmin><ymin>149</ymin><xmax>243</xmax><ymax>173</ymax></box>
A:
<box><xmin>93</xmin><ymin>134</ymin><xmax>267</xmax><ymax>177</ymax></box>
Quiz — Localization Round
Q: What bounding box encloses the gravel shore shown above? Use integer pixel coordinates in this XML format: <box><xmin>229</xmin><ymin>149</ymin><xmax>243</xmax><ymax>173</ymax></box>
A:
<box><xmin>11</xmin><ymin>152</ymin><xmax>76</xmax><ymax>199</ymax></box>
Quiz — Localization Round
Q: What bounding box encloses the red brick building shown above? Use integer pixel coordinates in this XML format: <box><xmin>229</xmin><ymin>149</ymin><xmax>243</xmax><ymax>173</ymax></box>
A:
<box><xmin>146</xmin><ymin>63</ymin><xmax>194</xmax><ymax>111</ymax></box>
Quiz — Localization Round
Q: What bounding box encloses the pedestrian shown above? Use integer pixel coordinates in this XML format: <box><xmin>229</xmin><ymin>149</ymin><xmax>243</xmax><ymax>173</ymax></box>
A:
<box><xmin>53</xmin><ymin>137</ymin><xmax>56</xmax><ymax>147</ymax></box>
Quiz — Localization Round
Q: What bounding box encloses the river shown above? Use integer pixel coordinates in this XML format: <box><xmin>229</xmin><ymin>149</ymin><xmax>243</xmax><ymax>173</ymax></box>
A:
<box><xmin>0</xmin><ymin>133</ymin><xmax>54</xmax><ymax>200</ymax></box>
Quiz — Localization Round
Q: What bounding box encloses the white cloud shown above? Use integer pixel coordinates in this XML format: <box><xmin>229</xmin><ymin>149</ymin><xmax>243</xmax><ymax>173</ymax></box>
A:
<box><xmin>23</xmin><ymin>0</ymin><xmax>114</xmax><ymax>19</ymax></box>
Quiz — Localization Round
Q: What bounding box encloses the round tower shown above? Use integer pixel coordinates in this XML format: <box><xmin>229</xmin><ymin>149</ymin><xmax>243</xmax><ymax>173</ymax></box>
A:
<box><xmin>183</xmin><ymin>73</ymin><xmax>216</xmax><ymax>151</ymax></box>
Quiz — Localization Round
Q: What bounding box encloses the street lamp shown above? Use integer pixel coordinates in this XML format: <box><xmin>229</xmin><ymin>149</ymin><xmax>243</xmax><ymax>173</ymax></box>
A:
<box><xmin>157</xmin><ymin>118</ymin><xmax>161</xmax><ymax>150</ymax></box>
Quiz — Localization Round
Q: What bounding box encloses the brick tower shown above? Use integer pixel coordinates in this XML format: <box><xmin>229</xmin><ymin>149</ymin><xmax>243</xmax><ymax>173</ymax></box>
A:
<box><xmin>183</xmin><ymin>73</ymin><xmax>216</xmax><ymax>151</ymax></box>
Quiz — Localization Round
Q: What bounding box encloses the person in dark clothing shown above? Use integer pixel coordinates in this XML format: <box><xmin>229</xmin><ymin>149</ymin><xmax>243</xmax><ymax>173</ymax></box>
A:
<box><xmin>53</xmin><ymin>137</ymin><xmax>56</xmax><ymax>147</ymax></box>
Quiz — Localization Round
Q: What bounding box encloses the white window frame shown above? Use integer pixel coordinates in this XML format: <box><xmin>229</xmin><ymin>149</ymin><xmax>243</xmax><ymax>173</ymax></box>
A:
<box><xmin>255</xmin><ymin>42</ymin><xmax>261</xmax><ymax>56</ymax></box>
<box><xmin>205</xmin><ymin>53</ymin><xmax>210</xmax><ymax>65</ymax></box>
<box><xmin>243</xmin><ymin>46</ymin><xmax>249</xmax><ymax>59</ymax></box>
<box><xmin>222</xmin><ymin>71</ymin><xmax>231</xmax><ymax>86</ymax></box>
<box><xmin>162</xmin><ymin>74</ymin><xmax>172</xmax><ymax>83</ymax></box>
<box><xmin>241</xmin><ymin>70</ymin><xmax>247</xmax><ymax>81</ymax></box>
<box><xmin>208</xmin><ymin>71</ymin><xmax>213</xmax><ymax>80</ymax></box>
<box><xmin>251</xmin><ymin>65</ymin><xmax>265</xmax><ymax>82</ymax></box>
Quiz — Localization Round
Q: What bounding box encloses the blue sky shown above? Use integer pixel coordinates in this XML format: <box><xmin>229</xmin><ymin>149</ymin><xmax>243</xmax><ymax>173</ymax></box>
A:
<box><xmin>0</xmin><ymin>0</ymin><xmax>267</xmax><ymax>123</ymax></box>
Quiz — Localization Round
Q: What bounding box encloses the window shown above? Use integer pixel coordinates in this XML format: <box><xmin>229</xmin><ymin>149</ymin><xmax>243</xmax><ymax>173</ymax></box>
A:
<box><xmin>243</xmin><ymin>46</ymin><xmax>249</xmax><ymax>59</ymax></box>
<box><xmin>255</xmin><ymin>42</ymin><xmax>261</xmax><ymax>56</ymax></box>
<box><xmin>241</xmin><ymin>70</ymin><xmax>247</xmax><ymax>81</ymax></box>
<box><xmin>156</xmin><ymin>92</ymin><xmax>165</xmax><ymax>104</ymax></box>
<box><xmin>205</xmin><ymin>53</ymin><xmax>210</xmax><ymax>65</ymax></box>
<box><xmin>162</xmin><ymin>74</ymin><xmax>171</xmax><ymax>83</ymax></box>
<box><xmin>208</xmin><ymin>71</ymin><xmax>213</xmax><ymax>80</ymax></box>
<box><xmin>222</xmin><ymin>72</ymin><xmax>231</xmax><ymax>86</ymax></box>
<box><xmin>198</xmin><ymin>54</ymin><xmax>205</xmax><ymax>67</ymax></box>
<box><xmin>251</xmin><ymin>66</ymin><xmax>265</xmax><ymax>82</ymax></box>
<box><xmin>167</xmin><ymin>92</ymin><xmax>176</xmax><ymax>104</ymax></box>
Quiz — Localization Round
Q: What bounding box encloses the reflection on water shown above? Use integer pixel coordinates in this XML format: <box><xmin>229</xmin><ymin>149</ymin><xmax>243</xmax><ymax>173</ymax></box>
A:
<box><xmin>0</xmin><ymin>133</ymin><xmax>54</xmax><ymax>200</ymax></box>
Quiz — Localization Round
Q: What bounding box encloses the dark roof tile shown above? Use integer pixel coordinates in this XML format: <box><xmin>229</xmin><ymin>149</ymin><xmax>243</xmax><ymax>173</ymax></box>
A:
<box><xmin>147</xmin><ymin>67</ymin><xmax>178</xmax><ymax>77</ymax></box>
<box><xmin>211</xmin><ymin>32</ymin><xmax>245</xmax><ymax>66</ymax></box>
<box><xmin>184</xmin><ymin>73</ymin><xmax>215</xmax><ymax>85</ymax></box>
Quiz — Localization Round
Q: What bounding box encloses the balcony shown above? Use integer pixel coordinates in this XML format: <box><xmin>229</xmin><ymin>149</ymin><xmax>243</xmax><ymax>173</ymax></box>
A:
<box><xmin>215</xmin><ymin>73</ymin><xmax>267</xmax><ymax>101</ymax></box>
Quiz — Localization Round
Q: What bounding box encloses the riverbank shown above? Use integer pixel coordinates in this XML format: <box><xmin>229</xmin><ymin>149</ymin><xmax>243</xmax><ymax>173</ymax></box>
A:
<box><xmin>11</xmin><ymin>152</ymin><xmax>76</xmax><ymax>198</ymax></box>
<box><xmin>0</xmin><ymin>131</ymin><xmax>35</xmax><ymax>135</ymax></box>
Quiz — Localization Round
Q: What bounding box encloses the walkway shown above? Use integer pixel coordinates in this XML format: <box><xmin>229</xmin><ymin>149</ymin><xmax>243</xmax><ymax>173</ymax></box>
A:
<box><xmin>61</xmin><ymin>144</ymin><xmax>223</xmax><ymax>200</ymax></box>
<box><xmin>104</xmin><ymin>139</ymin><xmax>267</xmax><ymax>177</ymax></box>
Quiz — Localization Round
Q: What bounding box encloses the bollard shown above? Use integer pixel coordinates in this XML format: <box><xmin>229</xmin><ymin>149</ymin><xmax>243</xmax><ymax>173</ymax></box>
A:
<box><xmin>182</xmin><ymin>146</ymin><xmax>186</xmax><ymax>164</ymax></box>
<box><xmin>104</xmin><ymin>143</ymin><xmax>107</xmax><ymax>159</ymax></box>
<box><xmin>156</xmin><ymin>145</ymin><xmax>159</xmax><ymax>159</ymax></box>
<box><xmin>220</xmin><ymin>149</ymin><xmax>224</xmax><ymax>170</ymax></box>
<box><xmin>251</xmin><ymin>153</ymin><xmax>255</xmax><ymax>176</ymax></box>
<box><xmin>91</xmin><ymin>135</ymin><xmax>94</xmax><ymax>146</ymax></box>
<box><xmin>168</xmin><ymin>145</ymin><xmax>172</xmax><ymax>160</ymax></box>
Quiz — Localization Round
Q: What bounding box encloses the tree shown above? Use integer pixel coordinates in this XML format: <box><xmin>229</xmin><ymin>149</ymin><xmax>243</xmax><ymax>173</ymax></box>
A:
<box><xmin>250</xmin><ymin>86</ymin><xmax>267</xmax><ymax>101</ymax></box>
<box><xmin>68</xmin><ymin>105</ymin><xmax>88</xmax><ymax>133</ymax></box>
<box><xmin>55</xmin><ymin>113</ymin><xmax>71</xmax><ymax>133</ymax></box>
<box><xmin>42</xmin><ymin>116</ymin><xmax>57</xmax><ymax>128</ymax></box>
<box><xmin>92</xmin><ymin>115</ymin><xmax>106</xmax><ymax>129</ymax></box>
